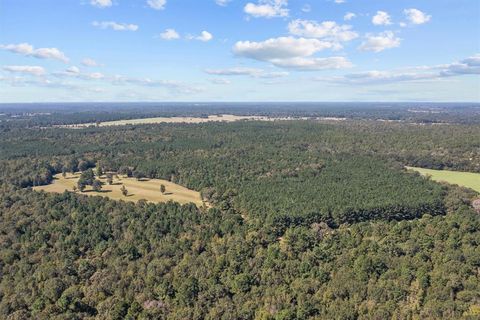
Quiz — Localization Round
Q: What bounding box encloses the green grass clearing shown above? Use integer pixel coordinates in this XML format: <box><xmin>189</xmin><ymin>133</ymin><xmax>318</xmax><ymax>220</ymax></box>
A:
<box><xmin>407</xmin><ymin>166</ymin><xmax>480</xmax><ymax>193</ymax></box>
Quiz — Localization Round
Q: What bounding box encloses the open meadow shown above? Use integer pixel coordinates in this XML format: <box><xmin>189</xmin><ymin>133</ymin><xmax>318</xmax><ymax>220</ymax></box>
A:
<box><xmin>61</xmin><ymin>114</ymin><xmax>269</xmax><ymax>128</ymax></box>
<box><xmin>407</xmin><ymin>166</ymin><xmax>480</xmax><ymax>192</ymax></box>
<box><xmin>58</xmin><ymin>114</ymin><xmax>346</xmax><ymax>128</ymax></box>
<box><xmin>33</xmin><ymin>172</ymin><xmax>205</xmax><ymax>206</ymax></box>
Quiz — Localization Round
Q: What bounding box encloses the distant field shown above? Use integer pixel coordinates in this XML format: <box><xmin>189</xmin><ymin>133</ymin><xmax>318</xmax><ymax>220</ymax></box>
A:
<box><xmin>34</xmin><ymin>173</ymin><xmax>205</xmax><ymax>206</ymax></box>
<box><xmin>407</xmin><ymin>167</ymin><xmax>480</xmax><ymax>192</ymax></box>
<box><xmin>59</xmin><ymin>114</ymin><xmax>346</xmax><ymax>128</ymax></box>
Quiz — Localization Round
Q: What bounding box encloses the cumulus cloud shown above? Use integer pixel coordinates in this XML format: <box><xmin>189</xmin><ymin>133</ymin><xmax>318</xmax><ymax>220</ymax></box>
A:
<box><xmin>92</xmin><ymin>21</ymin><xmax>139</xmax><ymax>31</ymax></box>
<box><xmin>372</xmin><ymin>11</ymin><xmax>392</xmax><ymax>26</ymax></box>
<box><xmin>147</xmin><ymin>0</ymin><xmax>166</xmax><ymax>10</ymax></box>
<box><xmin>81</xmin><ymin>58</ymin><xmax>101</xmax><ymax>67</ymax></box>
<box><xmin>90</xmin><ymin>0</ymin><xmax>112</xmax><ymax>8</ymax></box>
<box><xmin>160</xmin><ymin>29</ymin><xmax>180</xmax><ymax>40</ymax></box>
<box><xmin>66</xmin><ymin>66</ymin><xmax>80</xmax><ymax>74</ymax></box>
<box><xmin>233</xmin><ymin>37</ymin><xmax>352</xmax><ymax>71</ymax></box>
<box><xmin>404</xmin><ymin>8</ymin><xmax>431</xmax><ymax>25</ymax></box>
<box><xmin>234</xmin><ymin>37</ymin><xmax>332</xmax><ymax>61</ymax></box>
<box><xmin>244</xmin><ymin>0</ymin><xmax>289</xmax><ymax>18</ymax></box>
<box><xmin>205</xmin><ymin>67</ymin><xmax>288</xmax><ymax>78</ymax></box>
<box><xmin>288</xmin><ymin>19</ymin><xmax>358</xmax><ymax>45</ymax></box>
<box><xmin>189</xmin><ymin>31</ymin><xmax>213</xmax><ymax>42</ymax></box>
<box><xmin>344</xmin><ymin>12</ymin><xmax>356</xmax><ymax>21</ymax></box>
<box><xmin>0</xmin><ymin>43</ymin><xmax>69</xmax><ymax>63</ymax></box>
<box><xmin>359</xmin><ymin>31</ymin><xmax>401</xmax><ymax>52</ymax></box>
<box><xmin>3</xmin><ymin>65</ymin><xmax>46</xmax><ymax>76</ymax></box>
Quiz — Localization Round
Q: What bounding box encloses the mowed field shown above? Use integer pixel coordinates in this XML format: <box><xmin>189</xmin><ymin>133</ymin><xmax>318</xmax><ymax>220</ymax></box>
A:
<box><xmin>34</xmin><ymin>173</ymin><xmax>205</xmax><ymax>206</ymax></box>
<box><xmin>58</xmin><ymin>114</ymin><xmax>331</xmax><ymax>128</ymax></box>
<box><xmin>407</xmin><ymin>167</ymin><xmax>480</xmax><ymax>192</ymax></box>
<box><xmin>62</xmin><ymin>114</ymin><xmax>267</xmax><ymax>128</ymax></box>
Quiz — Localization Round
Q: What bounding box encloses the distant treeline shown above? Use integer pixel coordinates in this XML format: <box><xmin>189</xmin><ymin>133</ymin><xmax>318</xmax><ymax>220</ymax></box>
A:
<box><xmin>1</xmin><ymin>102</ymin><xmax>480</xmax><ymax>126</ymax></box>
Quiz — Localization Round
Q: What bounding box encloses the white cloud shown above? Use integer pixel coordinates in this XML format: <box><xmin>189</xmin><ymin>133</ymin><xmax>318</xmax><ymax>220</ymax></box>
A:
<box><xmin>210</xmin><ymin>78</ymin><xmax>232</xmax><ymax>84</ymax></box>
<box><xmin>0</xmin><ymin>43</ymin><xmax>69</xmax><ymax>63</ymax></box>
<box><xmin>233</xmin><ymin>37</ymin><xmax>352</xmax><ymax>71</ymax></box>
<box><xmin>147</xmin><ymin>0</ymin><xmax>166</xmax><ymax>10</ymax></box>
<box><xmin>244</xmin><ymin>0</ymin><xmax>289</xmax><ymax>18</ymax></box>
<box><xmin>81</xmin><ymin>58</ymin><xmax>100</xmax><ymax>67</ymax></box>
<box><xmin>334</xmin><ymin>0</ymin><xmax>345</xmax><ymax>3</ymax></box>
<box><xmin>318</xmin><ymin>54</ymin><xmax>480</xmax><ymax>85</ymax></box>
<box><xmin>196</xmin><ymin>31</ymin><xmax>213</xmax><ymax>42</ymax></box>
<box><xmin>404</xmin><ymin>8</ymin><xmax>431</xmax><ymax>25</ymax></box>
<box><xmin>205</xmin><ymin>67</ymin><xmax>263</xmax><ymax>76</ymax></box>
<box><xmin>288</xmin><ymin>20</ymin><xmax>358</xmax><ymax>45</ymax></box>
<box><xmin>338</xmin><ymin>70</ymin><xmax>436</xmax><ymax>84</ymax></box>
<box><xmin>0</xmin><ymin>43</ymin><xmax>33</xmax><ymax>55</ymax></box>
<box><xmin>205</xmin><ymin>67</ymin><xmax>288</xmax><ymax>78</ymax></box>
<box><xmin>3</xmin><ymin>65</ymin><xmax>46</xmax><ymax>76</ymax></box>
<box><xmin>88</xmin><ymin>72</ymin><xmax>105</xmax><ymax>79</ymax></box>
<box><xmin>53</xmin><ymin>67</ymin><xmax>105</xmax><ymax>80</ymax></box>
<box><xmin>160</xmin><ymin>28</ymin><xmax>180</xmax><ymax>40</ymax></box>
<box><xmin>33</xmin><ymin>48</ymin><xmax>69</xmax><ymax>62</ymax></box>
<box><xmin>359</xmin><ymin>31</ymin><xmax>401</xmax><ymax>52</ymax></box>
<box><xmin>66</xmin><ymin>66</ymin><xmax>80</xmax><ymax>74</ymax></box>
<box><xmin>215</xmin><ymin>0</ymin><xmax>231</xmax><ymax>6</ymax></box>
<box><xmin>344</xmin><ymin>12</ymin><xmax>356</xmax><ymax>21</ymax></box>
<box><xmin>372</xmin><ymin>11</ymin><xmax>392</xmax><ymax>26</ymax></box>
<box><xmin>269</xmin><ymin>56</ymin><xmax>352</xmax><ymax>70</ymax></box>
<box><xmin>440</xmin><ymin>54</ymin><xmax>480</xmax><ymax>76</ymax></box>
<box><xmin>92</xmin><ymin>21</ymin><xmax>139</xmax><ymax>31</ymax></box>
<box><xmin>111</xmin><ymin>75</ymin><xmax>203</xmax><ymax>94</ymax></box>
<box><xmin>90</xmin><ymin>0</ymin><xmax>112</xmax><ymax>8</ymax></box>
<box><xmin>233</xmin><ymin>37</ymin><xmax>333</xmax><ymax>61</ymax></box>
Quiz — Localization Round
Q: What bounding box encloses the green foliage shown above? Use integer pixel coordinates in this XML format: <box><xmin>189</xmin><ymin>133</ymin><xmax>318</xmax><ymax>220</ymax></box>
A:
<box><xmin>1</xmin><ymin>113</ymin><xmax>479</xmax><ymax>319</ymax></box>
<box><xmin>0</xmin><ymin>188</ymin><xmax>478</xmax><ymax>319</ymax></box>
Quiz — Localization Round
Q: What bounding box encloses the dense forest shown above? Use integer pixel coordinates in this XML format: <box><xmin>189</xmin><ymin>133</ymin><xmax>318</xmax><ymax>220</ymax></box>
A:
<box><xmin>0</xmin><ymin>106</ymin><xmax>479</xmax><ymax>319</ymax></box>
<box><xmin>1</xmin><ymin>102</ymin><xmax>480</xmax><ymax>126</ymax></box>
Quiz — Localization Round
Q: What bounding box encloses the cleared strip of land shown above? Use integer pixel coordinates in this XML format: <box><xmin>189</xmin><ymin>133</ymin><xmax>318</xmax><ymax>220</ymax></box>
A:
<box><xmin>58</xmin><ymin>114</ymin><xmax>346</xmax><ymax>128</ymax></box>
<box><xmin>407</xmin><ymin>167</ymin><xmax>480</xmax><ymax>192</ymax></box>
<box><xmin>33</xmin><ymin>173</ymin><xmax>206</xmax><ymax>206</ymax></box>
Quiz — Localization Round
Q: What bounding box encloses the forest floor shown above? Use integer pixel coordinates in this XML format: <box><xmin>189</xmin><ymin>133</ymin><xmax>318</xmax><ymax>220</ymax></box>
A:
<box><xmin>407</xmin><ymin>167</ymin><xmax>480</xmax><ymax>192</ymax></box>
<box><xmin>33</xmin><ymin>173</ymin><xmax>206</xmax><ymax>206</ymax></box>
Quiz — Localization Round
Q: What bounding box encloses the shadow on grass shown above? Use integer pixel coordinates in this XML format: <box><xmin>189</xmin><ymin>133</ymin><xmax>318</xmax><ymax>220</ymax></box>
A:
<box><xmin>82</xmin><ymin>190</ymin><xmax>112</xmax><ymax>194</ymax></box>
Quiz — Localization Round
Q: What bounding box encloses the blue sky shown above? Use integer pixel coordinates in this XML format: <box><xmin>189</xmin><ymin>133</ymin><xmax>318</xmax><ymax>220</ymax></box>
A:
<box><xmin>0</xmin><ymin>0</ymin><xmax>479</xmax><ymax>102</ymax></box>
